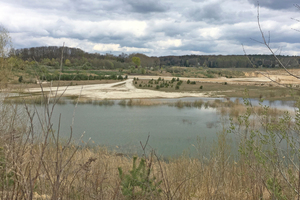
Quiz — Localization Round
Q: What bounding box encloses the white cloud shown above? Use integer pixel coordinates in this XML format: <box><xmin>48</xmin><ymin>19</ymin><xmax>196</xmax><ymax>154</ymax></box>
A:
<box><xmin>149</xmin><ymin>39</ymin><xmax>182</xmax><ymax>49</ymax></box>
<box><xmin>199</xmin><ymin>28</ymin><xmax>221</xmax><ymax>39</ymax></box>
<box><xmin>93</xmin><ymin>43</ymin><xmax>121</xmax><ymax>51</ymax></box>
<box><xmin>93</xmin><ymin>43</ymin><xmax>149</xmax><ymax>52</ymax></box>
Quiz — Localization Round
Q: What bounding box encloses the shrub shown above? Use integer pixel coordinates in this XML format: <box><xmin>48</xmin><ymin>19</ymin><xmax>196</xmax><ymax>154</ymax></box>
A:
<box><xmin>206</xmin><ymin>74</ymin><xmax>214</xmax><ymax>78</ymax></box>
<box><xmin>89</xmin><ymin>75</ymin><xmax>94</xmax><ymax>80</ymax></box>
<box><xmin>200</xmin><ymin>85</ymin><xmax>203</xmax><ymax>89</ymax></box>
<box><xmin>110</xmin><ymin>74</ymin><xmax>117</xmax><ymax>79</ymax></box>
<box><xmin>118</xmin><ymin>157</ymin><xmax>162</xmax><ymax>199</ymax></box>
<box><xmin>18</xmin><ymin>76</ymin><xmax>23</xmax><ymax>83</ymax></box>
<box><xmin>118</xmin><ymin>75</ymin><xmax>123</xmax><ymax>80</ymax></box>
<box><xmin>176</xmin><ymin>80</ymin><xmax>183</xmax><ymax>86</ymax></box>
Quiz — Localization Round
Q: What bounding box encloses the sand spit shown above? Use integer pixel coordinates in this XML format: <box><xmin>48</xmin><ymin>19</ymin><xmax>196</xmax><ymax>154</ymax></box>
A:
<box><xmin>27</xmin><ymin>79</ymin><xmax>207</xmax><ymax>99</ymax></box>
<box><xmin>26</xmin><ymin>73</ymin><xmax>300</xmax><ymax>100</ymax></box>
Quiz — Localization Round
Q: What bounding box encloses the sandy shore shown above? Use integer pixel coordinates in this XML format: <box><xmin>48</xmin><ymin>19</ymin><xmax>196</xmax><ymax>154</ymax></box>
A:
<box><xmin>26</xmin><ymin>73</ymin><xmax>300</xmax><ymax>100</ymax></box>
<box><xmin>27</xmin><ymin>79</ymin><xmax>207</xmax><ymax>99</ymax></box>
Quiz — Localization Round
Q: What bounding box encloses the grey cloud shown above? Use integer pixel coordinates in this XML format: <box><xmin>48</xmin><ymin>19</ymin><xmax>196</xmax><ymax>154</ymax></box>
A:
<box><xmin>71</xmin><ymin>0</ymin><xmax>125</xmax><ymax>15</ymax></box>
<box><xmin>91</xmin><ymin>36</ymin><xmax>151</xmax><ymax>49</ymax></box>
<box><xmin>120</xmin><ymin>37</ymin><xmax>155</xmax><ymax>48</ymax></box>
<box><xmin>46</xmin><ymin>19</ymin><xmax>74</xmax><ymax>38</ymax></box>
<box><xmin>237</xmin><ymin>11</ymin><xmax>256</xmax><ymax>20</ymax></box>
<box><xmin>227</xmin><ymin>21</ymin><xmax>299</xmax><ymax>44</ymax></box>
<box><xmin>2</xmin><ymin>0</ymin><xmax>69</xmax><ymax>10</ymax></box>
<box><xmin>123</xmin><ymin>0</ymin><xmax>169</xmax><ymax>13</ymax></box>
<box><xmin>247</xmin><ymin>0</ymin><xmax>299</xmax><ymax>10</ymax></box>
<box><xmin>191</xmin><ymin>0</ymin><xmax>208</xmax><ymax>2</ymax></box>
<box><xmin>11</xmin><ymin>33</ymin><xmax>47</xmax><ymax>49</ymax></box>
<box><xmin>266</xmin><ymin>32</ymin><xmax>300</xmax><ymax>44</ymax></box>
<box><xmin>217</xmin><ymin>24</ymin><xmax>259</xmax><ymax>45</ymax></box>
<box><xmin>148</xmin><ymin>21</ymin><xmax>198</xmax><ymax>37</ymax></box>
<box><xmin>186</xmin><ymin>2</ymin><xmax>222</xmax><ymax>22</ymax></box>
<box><xmin>184</xmin><ymin>1</ymin><xmax>255</xmax><ymax>25</ymax></box>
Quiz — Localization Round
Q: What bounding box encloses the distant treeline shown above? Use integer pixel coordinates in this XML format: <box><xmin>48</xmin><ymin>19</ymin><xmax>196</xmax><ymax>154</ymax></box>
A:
<box><xmin>12</xmin><ymin>46</ymin><xmax>300</xmax><ymax>69</ymax></box>
<box><xmin>160</xmin><ymin>54</ymin><xmax>300</xmax><ymax>68</ymax></box>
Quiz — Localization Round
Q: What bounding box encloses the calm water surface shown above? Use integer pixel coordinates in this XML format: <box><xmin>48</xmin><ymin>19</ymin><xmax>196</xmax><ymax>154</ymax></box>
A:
<box><xmin>46</xmin><ymin>101</ymin><xmax>220</xmax><ymax>157</ymax></box>
<box><xmin>32</xmin><ymin>97</ymin><xmax>295</xmax><ymax>157</ymax></box>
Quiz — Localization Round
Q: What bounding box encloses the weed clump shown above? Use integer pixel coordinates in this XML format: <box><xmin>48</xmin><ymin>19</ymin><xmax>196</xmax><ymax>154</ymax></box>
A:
<box><xmin>118</xmin><ymin>157</ymin><xmax>162</xmax><ymax>199</ymax></box>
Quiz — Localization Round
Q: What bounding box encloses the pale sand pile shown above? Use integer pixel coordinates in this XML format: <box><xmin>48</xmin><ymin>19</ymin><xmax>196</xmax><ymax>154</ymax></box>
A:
<box><xmin>27</xmin><ymin>79</ymin><xmax>206</xmax><ymax>99</ymax></box>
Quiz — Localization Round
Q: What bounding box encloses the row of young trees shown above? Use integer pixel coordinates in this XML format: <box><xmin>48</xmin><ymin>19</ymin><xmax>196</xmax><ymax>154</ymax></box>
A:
<box><xmin>41</xmin><ymin>73</ymin><xmax>126</xmax><ymax>81</ymax></box>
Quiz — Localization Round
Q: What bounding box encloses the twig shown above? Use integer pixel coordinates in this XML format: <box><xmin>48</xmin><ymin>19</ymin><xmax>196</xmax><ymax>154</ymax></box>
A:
<box><xmin>256</xmin><ymin>4</ymin><xmax>300</xmax><ymax>80</ymax></box>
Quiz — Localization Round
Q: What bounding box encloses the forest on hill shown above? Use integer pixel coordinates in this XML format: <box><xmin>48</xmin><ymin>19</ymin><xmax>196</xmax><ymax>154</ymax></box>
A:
<box><xmin>11</xmin><ymin>46</ymin><xmax>300</xmax><ymax>70</ymax></box>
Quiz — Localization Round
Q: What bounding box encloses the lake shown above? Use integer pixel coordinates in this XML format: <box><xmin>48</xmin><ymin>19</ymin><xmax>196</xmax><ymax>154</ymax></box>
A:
<box><xmin>28</xmin><ymin>97</ymin><xmax>296</xmax><ymax>157</ymax></box>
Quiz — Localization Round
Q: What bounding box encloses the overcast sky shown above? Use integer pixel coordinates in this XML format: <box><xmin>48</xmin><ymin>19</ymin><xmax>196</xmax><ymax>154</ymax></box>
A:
<box><xmin>1</xmin><ymin>0</ymin><xmax>300</xmax><ymax>56</ymax></box>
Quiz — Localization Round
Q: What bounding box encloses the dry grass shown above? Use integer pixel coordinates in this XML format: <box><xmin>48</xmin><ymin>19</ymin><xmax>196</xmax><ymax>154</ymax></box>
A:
<box><xmin>0</xmin><ymin>140</ymin><xmax>279</xmax><ymax>200</ymax></box>
<box><xmin>119</xmin><ymin>99</ymin><xmax>163</xmax><ymax>106</ymax></box>
<box><xmin>3</xmin><ymin>95</ymin><xmax>67</xmax><ymax>105</ymax></box>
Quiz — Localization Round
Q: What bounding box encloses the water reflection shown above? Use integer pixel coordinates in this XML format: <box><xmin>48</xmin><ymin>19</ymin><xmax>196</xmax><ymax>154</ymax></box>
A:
<box><xmin>5</xmin><ymin>96</ymin><xmax>297</xmax><ymax>158</ymax></box>
<box><xmin>34</xmin><ymin>101</ymin><xmax>221</xmax><ymax>158</ymax></box>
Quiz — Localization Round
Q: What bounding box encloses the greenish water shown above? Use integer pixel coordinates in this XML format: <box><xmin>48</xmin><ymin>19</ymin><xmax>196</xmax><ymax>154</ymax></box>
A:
<box><xmin>45</xmin><ymin>101</ymin><xmax>222</xmax><ymax>157</ymax></box>
<box><xmin>29</xmin><ymin>97</ymin><xmax>295</xmax><ymax>157</ymax></box>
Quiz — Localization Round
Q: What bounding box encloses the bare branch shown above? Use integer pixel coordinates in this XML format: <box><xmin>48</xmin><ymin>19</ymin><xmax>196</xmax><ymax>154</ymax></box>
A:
<box><xmin>256</xmin><ymin>4</ymin><xmax>300</xmax><ymax>80</ymax></box>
